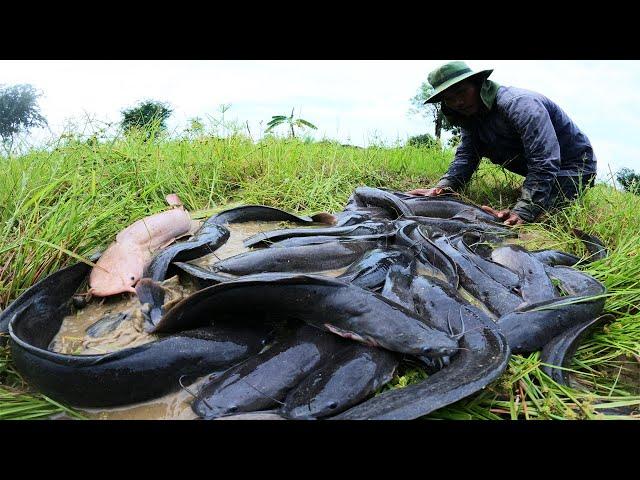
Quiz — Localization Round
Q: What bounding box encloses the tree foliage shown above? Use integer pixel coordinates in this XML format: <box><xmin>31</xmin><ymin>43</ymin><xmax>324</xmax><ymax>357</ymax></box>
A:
<box><xmin>0</xmin><ymin>84</ymin><xmax>47</xmax><ymax>155</ymax></box>
<box><xmin>616</xmin><ymin>168</ymin><xmax>640</xmax><ymax>195</ymax></box>
<box><xmin>121</xmin><ymin>100</ymin><xmax>172</xmax><ymax>138</ymax></box>
<box><xmin>265</xmin><ymin>108</ymin><xmax>317</xmax><ymax>138</ymax></box>
<box><xmin>407</xmin><ymin>133</ymin><xmax>437</xmax><ymax>148</ymax></box>
<box><xmin>408</xmin><ymin>81</ymin><xmax>459</xmax><ymax>141</ymax></box>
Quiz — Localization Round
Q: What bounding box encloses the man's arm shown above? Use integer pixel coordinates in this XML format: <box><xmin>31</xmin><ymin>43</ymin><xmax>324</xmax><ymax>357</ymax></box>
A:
<box><xmin>435</xmin><ymin>128</ymin><xmax>481</xmax><ymax>191</ymax></box>
<box><xmin>504</xmin><ymin>95</ymin><xmax>562</xmax><ymax>222</ymax></box>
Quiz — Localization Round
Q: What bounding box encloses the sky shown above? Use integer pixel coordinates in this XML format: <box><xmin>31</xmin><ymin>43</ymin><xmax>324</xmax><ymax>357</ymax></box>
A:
<box><xmin>1</xmin><ymin>60</ymin><xmax>639</xmax><ymax>182</ymax></box>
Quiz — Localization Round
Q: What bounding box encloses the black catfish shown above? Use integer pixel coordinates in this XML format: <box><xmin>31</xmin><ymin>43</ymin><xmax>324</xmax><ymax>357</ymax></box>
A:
<box><xmin>379</xmin><ymin>262</ymin><xmax>415</xmax><ymax>308</ymax></box>
<box><xmin>431</xmin><ymin>235</ymin><xmax>522</xmax><ymax>317</ymax></box>
<box><xmin>191</xmin><ymin>325</ymin><xmax>347</xmax><ymax>419</ymax></box>
<box><xmin>403</xmin><ymin>196</ymin><xmax>499</xmax><ymax>223</ymax></box>
<box><xmin>208</xmin><ymin>241</ymin><xmax>381</xmax><ymax>276</ymax></box>
<box><xmin>497</xmin><ymin>289</ymin><xmax>606</xmax><ymax>354</ymax></box>
<box><xmin>394</xmin><ymin>221</ymin><xmax>459</xmax><ymax>288</ymax></box>
<box><xmin>0</xmin><ymin>258</ymin><xmax>95</xmax><ymax>337</ymax></box>
<box><xmin>151</xmin><ymin>273</ymin><xmax>459</xmax><ymax>358</ymax></box>
<box><xmin>379</xmin><ymin>266</ymin><xmax>452</xmax><ymax>372</ymax></box>
<box><xmin>267</xmin><ymin>233</ymin><xmax>394</xmax><ymax>249</ymax></box>
<box><xmin>544</xmin><ymin>265</ymin><xmax>606</xmax><ymax>297</ymax></box>
<box><xmin>489</xmin><ymin>244</ymin><xmax>556</xmax><ymax>304</ymax></box>
<box><xmin>532</xmin><ymin>249</ymin><xmax>581</xmax><ymax>267</ymax></box>
<box><xmin>312</xmin><ymin>210</ymin><xmax>385</xmax><ymax>227</ymax></box>
<box><xmin>572</xmin><ymin>228</ymin><xmax>608</xmax><ymax>261</ymax></box>
<box><xmin>280</xmin><ymin>343</ymin><xmax>399</xmax><ymax>419</ymax></box>
<box><xmin>337</xmin><ymin>247</ymin><xmax>414</xmax><ymax>291</ymax></box>
<box><xmin>208</xmin><ymin>205</ymin><xmax>315</xmax><ymax>225</ymax></box>
<box><xmin>352</xmin><ymin>186</ymin><xmax>413</xmax><ymax>219</ymax></box>
<box><xmin>243</xmin><ymin>221</ymin><xmax>393</xmax><ymax>248</ymax></box>
<box><xmin>450</xmin><ymin>234</ymin><xmax>520</xmax><ymax>293</ymax></box>
<box><xmin>85</xmin><ymin>312</ymin><xmax>129</xmax><ymax>338</ymax></box>
<box><xmin>540</xmin><ymin>314</ymin><xmax>614</xmax><ymax>387</ymax></box>
<box><xmin>333</xmin><ymin>287</ymin><xmax>510</xmax><ymax>420</ymax></box>
<box><xmin>407</xmin><ymin>216</ymin><xmax>515</xmax><ymax>238</ymax></box>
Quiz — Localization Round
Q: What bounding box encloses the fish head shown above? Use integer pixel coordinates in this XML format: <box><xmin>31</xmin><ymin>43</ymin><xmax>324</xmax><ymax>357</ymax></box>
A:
<box><xmin>418</xmin><ymin>343</ymin><xmax>459</xmax><ymax>359</ymax></box>
<box><xmin>88</xmin><ymin>247</ymin><xmax>144</xmax><ymax>297</ymax></box>
<box><xmin>192</xmin><ymin>397</ymin><xmax>240</xmax><ymax>420</ymax></box>
<box><xmin>392</xmin><ymin>326</ymin><xmax>460</xmax><ymax>358</ymax></box>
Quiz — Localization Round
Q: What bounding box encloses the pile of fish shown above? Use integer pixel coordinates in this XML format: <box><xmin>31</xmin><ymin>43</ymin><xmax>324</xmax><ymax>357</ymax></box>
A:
<box><xmin>0</xmin><ymin>188</ymin><xmax>609</xmax><ymax>420</ymax></box>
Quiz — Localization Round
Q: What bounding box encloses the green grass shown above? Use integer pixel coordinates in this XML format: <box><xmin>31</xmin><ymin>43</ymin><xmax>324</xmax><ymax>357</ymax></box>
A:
<box><xmin>0</xmin><ymin>125</ymin><xmax>638</xmax><ymax>420</ymax></box>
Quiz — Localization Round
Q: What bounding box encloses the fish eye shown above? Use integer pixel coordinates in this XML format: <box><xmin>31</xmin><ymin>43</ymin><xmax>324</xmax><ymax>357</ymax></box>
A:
<box><xmin>130</xmin><ymin>276</ymin><xmax>135</xmax><ymax>281</ymax></box>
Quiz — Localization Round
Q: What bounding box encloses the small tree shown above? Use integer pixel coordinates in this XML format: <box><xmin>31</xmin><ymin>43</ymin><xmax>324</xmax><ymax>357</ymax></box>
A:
<box><xmin>0</xmin><ymin>84</ymin><xmax>48</xmax><ymax>156</ymax></box>
<box><xmin>121</xmin><ymin>100</ymin><xmax>172</xmax><ymax>139</ymax></box>
<box><xmin>409</xmin><ymin>81</ymin><xmax>460</xmax><ymax>142</ymax></box>
<box><xmin>616</xmin><ymin>168</ymin><xmax>640</xmax><ymax>195</ymax></box>
<box><xmin>265</xmin><ymin>108</ymin><xmax>317</xmax><ymax>138</ymax></box>
<box><xmin>407</xmin><ymin>133</ymin><xmax>437</xmax><ymax>148</ymax></box>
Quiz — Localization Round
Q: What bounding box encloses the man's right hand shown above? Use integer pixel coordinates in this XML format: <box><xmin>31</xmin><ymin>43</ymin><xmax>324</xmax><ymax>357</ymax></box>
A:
<box><xmin>406</xmin><ymin>187</ymin><xmax>447</xmax><ymax>197</ymax></box>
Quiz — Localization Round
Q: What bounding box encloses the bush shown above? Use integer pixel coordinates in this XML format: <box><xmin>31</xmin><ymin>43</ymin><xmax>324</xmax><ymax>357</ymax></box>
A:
<box><xmin>407</xmin><ymin>133</ymin><xmax>437</xmax><ymax>148</ymax></box>
<box><xmin>121</xmin><ymin>100</ymin><xmax>172</xmax><ymax>139</ymax></box>
<box><xmin>616</xmin><ymin>168</ymin><xmax>640</xmax><ymax>195</ymax></box>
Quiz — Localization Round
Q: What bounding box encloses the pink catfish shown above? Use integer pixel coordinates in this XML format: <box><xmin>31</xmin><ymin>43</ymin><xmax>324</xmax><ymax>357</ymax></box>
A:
<box><xmin>89</xmin><ymin>194</ymin><xmax>197</xmax><ymax>297</ymax></box>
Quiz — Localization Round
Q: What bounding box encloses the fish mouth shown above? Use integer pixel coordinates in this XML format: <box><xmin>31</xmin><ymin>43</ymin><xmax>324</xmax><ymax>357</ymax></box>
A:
<box><xmin>418</xmin><ymin>342</ymin><xmax>459</xmax><ymax>358</ymax></box>
<box><xmin>193</xmin><ymin>400</ymin><xmax>233</xmax><ymax>420</ymax></box>
<box><xmin>88</xmin><ymin>284</ymin><xmax>137</xmax><ymax>297</ymax></box>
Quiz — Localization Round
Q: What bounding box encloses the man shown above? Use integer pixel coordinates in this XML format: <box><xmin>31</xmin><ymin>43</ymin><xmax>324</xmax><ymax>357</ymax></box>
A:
<box><xmin>407</xmin><ymin>61</ymin><xmax>597</xmax><ymax>225</ymax></box>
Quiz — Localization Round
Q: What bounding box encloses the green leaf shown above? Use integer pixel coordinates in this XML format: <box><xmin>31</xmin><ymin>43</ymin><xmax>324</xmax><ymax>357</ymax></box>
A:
<box><xmin>296</xmin><ymin>119</ymin><xmax>317</xmax><ymax>130</ymax></box>
<box><xmin>266</xmin><ymin>119</ymin><xmax>285</xmax><ymax>128</ymax></box>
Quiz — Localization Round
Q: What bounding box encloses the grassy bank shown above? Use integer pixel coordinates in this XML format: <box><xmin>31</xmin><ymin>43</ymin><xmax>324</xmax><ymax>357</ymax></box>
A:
<box><xmin>1</xmin><ymin>130</ymin><xmax>638</xmax><ymax>419</ymax></box>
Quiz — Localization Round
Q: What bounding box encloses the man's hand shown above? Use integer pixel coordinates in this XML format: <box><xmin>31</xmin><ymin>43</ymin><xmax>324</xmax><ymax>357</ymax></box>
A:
<box><xmin>480</xmin><ymin>205</ymin><xmax>524</xmax><ymax>226</ymax></box>
<box><xmin>406</xmin><ymin>187</ymin><xmax>447</xmax><ymax>197</ymax></box>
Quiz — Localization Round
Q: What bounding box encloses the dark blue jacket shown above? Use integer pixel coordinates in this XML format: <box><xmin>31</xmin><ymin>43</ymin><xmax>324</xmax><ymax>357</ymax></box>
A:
<box><xmin>436</xmin><ymin>85</ymin><xmax>597</xmax><ymax>221</ymax></box>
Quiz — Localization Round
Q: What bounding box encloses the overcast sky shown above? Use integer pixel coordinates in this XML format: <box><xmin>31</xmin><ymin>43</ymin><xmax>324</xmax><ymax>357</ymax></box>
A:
<box><xmin>2</xmin><ymin>60</ymin><xmax>639</xmax><ymax>182</ymax></box>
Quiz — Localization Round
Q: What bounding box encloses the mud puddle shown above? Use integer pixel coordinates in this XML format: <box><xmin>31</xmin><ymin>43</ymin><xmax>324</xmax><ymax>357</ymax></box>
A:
<box><xmin>50</xmin><ymin>276</ymin><xmax>194</xmax><ymax>355</ymax></box>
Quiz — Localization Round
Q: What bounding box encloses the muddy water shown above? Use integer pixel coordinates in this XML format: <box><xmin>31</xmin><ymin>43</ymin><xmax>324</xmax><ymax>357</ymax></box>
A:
<box><xmin>81</xmin><ymin>374</ymin><xmax>211</xmax><ymax>420</ymax></box>
<box><xmin>50</xmin><ymin>276</ymin><xmax>193</xmax><ymax>355</ymax></box>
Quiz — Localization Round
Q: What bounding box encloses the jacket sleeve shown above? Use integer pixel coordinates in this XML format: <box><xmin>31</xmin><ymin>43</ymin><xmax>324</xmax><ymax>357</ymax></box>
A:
<box><xmin>435</xmin><ymin>128</ymin><xmax>481</xmax><ymax>191</ymax></box>
<box><xmin>503</xmin><ymin>95</ymin><xmax>561</xmax><ymax>222</ymax></box>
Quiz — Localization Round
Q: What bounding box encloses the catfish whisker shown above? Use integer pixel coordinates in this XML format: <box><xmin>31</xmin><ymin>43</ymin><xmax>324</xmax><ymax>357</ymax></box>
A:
<box><xmin>179</xmin><ymin>374</ymin><xmax>213</xmax><ymax>409</ymax></box>
<box><xmin>238</xmin><ymin>377</ymin><xmax>286</xmax><ymax>406</ymax></box>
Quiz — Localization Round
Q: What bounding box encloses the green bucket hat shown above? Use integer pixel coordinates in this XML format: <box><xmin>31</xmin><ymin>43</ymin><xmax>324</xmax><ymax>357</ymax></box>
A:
<box><xmin>424</xmin><ymin>61</ymin><xmax>494</xmax><ymax>104</ymax></box>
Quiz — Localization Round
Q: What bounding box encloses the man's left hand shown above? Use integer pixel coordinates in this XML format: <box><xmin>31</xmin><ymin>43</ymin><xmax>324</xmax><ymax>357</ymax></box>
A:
<box><xmin>480</xmin><ymin>205</ymin><xmax>525</xmax><ymax>226</ymax></box>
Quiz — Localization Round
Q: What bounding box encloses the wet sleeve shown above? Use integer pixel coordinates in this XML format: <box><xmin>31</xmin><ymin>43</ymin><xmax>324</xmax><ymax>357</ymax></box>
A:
<box><xmin>435</xmin><ymin>129</ymin><xmax>481</xmax><ymax>191</ymax></box>
<box><xmin>504</xmin><ymin>96</ymin><xmax>561</xmax><ymax>222</ymax></box>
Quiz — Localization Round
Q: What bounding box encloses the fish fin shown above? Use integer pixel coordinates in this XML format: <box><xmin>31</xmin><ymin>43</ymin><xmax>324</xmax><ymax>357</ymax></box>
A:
<box><xmin>323</xmin><ymin>323</ymin><xmax>377</xmax><ymax>346</ymax></box>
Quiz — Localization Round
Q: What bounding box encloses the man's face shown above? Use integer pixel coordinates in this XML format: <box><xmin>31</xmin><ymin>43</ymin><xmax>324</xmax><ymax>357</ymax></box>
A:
<box><xmin>441</xmin><ymin>80</ymin><xmax>481</xmax><ymax>116</ymax></box>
